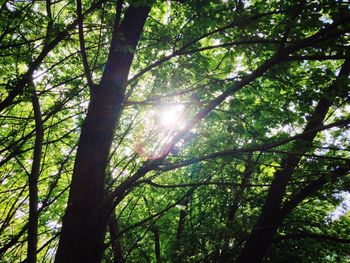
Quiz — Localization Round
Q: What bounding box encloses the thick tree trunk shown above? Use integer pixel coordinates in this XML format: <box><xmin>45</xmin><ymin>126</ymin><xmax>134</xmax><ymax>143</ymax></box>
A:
<box><xmin>55</xmin><ymin>4</ymin><xmax>150</xmax><ymax>263</ymax></box>
<box><xmin>236</xmin><ymin>59</ymin><xmax>350</xmax><ymax>263</ymax></box>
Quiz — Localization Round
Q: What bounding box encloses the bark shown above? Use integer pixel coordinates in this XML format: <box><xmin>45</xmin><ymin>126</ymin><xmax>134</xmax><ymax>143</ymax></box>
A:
<box><xmin>27</xmin><ymin>88</ymin><xmax>43</xmax><ymax>263</ymax></box>
<box><xmin>174</xmin><ymin>196</ymin><xmax>191</xmax><ymax>262</ymax></box>
<box><xmin>108</xmin><ymin>213</ymin><xmax>124</xmax><ymax>263</ymax></box>
<box><xmin>236</xmin><ymin>59</ymin><xmax>350</xmax><ymax>263</ymax></box>
<box><xmin>219</xmin><ymin>154</ymin><xmax>253</xmax><ymax>262</ymax></box>
<box><xmin>152</xmin><ymin>226</ymin><xmax>161</xmax><ymax>263</ymax></box>
<box><xmin>175</xmin><ymin>210</ymin><xmax>187</xmax><ymax>252</ymax></box>
<box><xmin>54</xmin><ymin>4</ymin><xmax>150</xmax><ymax>263</ymax></box>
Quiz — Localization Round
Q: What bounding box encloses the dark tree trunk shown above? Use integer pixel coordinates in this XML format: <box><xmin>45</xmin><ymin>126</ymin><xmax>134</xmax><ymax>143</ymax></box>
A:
<box><xmin>175</xmin><ymin>209</ymin><xmax>187</xmax><ymax>251</ymax></box>
<box><xmin>174</xmin><ymin>199</ymin><xmax>189</xmax><ymax>262</ymax></box>
<box><xmin>219</xmin><ymin>154</ymin><xmax>253</xmax><ymax>262</ymax></box>
<box><xmin>27</xmin><ymin>88</ymin><xmax>43</xmax><ymax>263</ymax></box>
<box><xmin>153</xmin><ymin>226</ymin><xmax>161</xmax><ymax>263</ymax></box>
<box><xmin>108</xmin><ymin>213</ymin><xmax>124</xmax><ymax>263</ymax></box>
<box><xmin>236</xmin><ymin>59</ymin><xmax>350</xmax><ymax>263</ymax></box>
<box><xmin>54</xmin><ymin>4</ymin><xmax>150</xmax><ymax>263</ymax></box>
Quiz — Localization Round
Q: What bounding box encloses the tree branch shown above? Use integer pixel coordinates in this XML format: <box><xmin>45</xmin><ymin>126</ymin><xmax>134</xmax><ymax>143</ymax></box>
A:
<box><xmin>274</xmin><ymin>232</ymin><xmax>350</xmax><ymax>243</ymax></box>
<box><xmin>76</xmin><ymin>0</ymin><xmax>94</xmax><ymax>91</ymax></box>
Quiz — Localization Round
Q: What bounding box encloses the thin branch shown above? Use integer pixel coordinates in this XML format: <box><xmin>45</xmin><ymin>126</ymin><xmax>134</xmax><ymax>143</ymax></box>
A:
<box><xmin>274</xmin><ymin>232</ymin><xmax>350</xmax><ymax>243</ymax></box>
<box><xmin>76</xmin><ymin>0</ymin><xmax>94</xmax><ymax>91</ymax></box>
<box><xmin>141</xmin><ymin>180</ymin><xmax>273</xmax><ymax>188</ymax></box>
<box><xmin>0</xmin><ymin>0</ymin><xmax>108</xmax><ymax>112</ymax></box>
<box><xmin>127</xmin><ymin>39</ymin><xmax>280</xmax><ymax>84</ymax></box>
<box><xmin>156</xmin><ymin>118</ymin><xmax>350</xmax><ymax>171</ymax></box>
<box><xmin>280</xmin><ymin>163</ymin><xmax>350</xmax><ymax>218</ymax></box>
<box><xmin>287</xmin><ymin>54</ymin><xmax>349</xmax><ymax>61</ymax></box>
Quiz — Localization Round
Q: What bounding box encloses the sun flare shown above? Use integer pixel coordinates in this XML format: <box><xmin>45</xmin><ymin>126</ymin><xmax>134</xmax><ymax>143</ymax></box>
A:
<box><xmin>159</xmin><ymin>104</ymin><xmax>184</xmax><ymax>128</ymax></box>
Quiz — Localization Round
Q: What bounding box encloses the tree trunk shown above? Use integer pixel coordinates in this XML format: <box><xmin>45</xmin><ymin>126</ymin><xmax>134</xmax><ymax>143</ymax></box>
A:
<box><xmin>153</xmin><ymin>226</ymin><xmax>161</xmax><ymax>263</ymax></box>
<box><xmin>27</xmin><ymin>87</ymin><xmax>43</xmax><ymax>263</ymax></box>
<box><xmin>219</xmin><ymin>154</ymin><xmax>253</xmax><ymax>262</ymax></box>
<box><xmin>54</xmin><ymin>4</ymin><xmax>150</xmax><ymax>263</ymax></box>
<box><xmin>108</xmin><ymin>213</ymin><xmax>124</xmax><ymax>263</ymax></box>
<box><xmin>236</xmin><ymin>59</ymin><xmax>350</xmax><ymax>263</ymax></box>
<box><xmin>174</xmin><ymin>200</ymin><xmax>189</xmax><ymax>262</ymax></box>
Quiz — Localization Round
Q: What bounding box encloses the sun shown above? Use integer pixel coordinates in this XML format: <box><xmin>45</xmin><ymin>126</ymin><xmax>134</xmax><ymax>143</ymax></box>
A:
<box><xmin>159</xmin><ymin>104</ymin><xmax>185</xmax><ymax>128</ymax></box>
<box><xmin>134</xmin><ymin>103</ymin><xmax>187</xmax><ymax>159</ymax></box>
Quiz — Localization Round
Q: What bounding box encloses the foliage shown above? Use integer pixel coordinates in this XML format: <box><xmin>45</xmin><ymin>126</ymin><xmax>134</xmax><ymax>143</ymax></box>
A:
<box><xmin>0</xmin><ymin>0</ymin><xmax>349</xmax><ymax>262</ymax></box>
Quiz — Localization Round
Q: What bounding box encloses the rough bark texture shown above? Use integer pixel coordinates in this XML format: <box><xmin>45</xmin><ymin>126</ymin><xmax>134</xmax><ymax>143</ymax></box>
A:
<box><xmin>236</xmin><ymin>59</ymin><xmax>350</xmax><ymax>263</ymax></box>
<box><xmin>54</xmin><ymin>5</ymin><xmax>150</xmax><ymax>263</ymax></box>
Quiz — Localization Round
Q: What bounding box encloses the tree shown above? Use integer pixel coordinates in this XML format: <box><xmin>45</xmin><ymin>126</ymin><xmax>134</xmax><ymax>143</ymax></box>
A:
<box><xmin>0</xmin><ymin>0</ymin><xmax>349</xmax><ymax>262</ymax></box>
